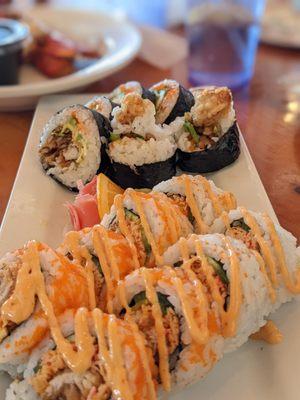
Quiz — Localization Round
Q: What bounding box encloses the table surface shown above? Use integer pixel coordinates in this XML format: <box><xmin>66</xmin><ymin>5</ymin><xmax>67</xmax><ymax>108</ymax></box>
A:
<box><xmin>0</xmin><ymin>40</ymin><xmax>299</xmax><ymax>241</ymax></box>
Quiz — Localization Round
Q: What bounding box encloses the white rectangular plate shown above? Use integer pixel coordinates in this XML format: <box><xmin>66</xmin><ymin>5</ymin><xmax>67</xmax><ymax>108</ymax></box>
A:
<box><xmin>1</xmin><ymin>95</ymin><xmax>299</xmax><ymax>400</ymax></box>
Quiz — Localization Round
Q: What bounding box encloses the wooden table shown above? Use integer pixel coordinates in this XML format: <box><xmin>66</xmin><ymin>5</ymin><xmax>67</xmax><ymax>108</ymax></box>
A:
<box><xmin>0</xmin><ymin>42</ymin><xmax>299</xmax><ymax>240</ymax></box>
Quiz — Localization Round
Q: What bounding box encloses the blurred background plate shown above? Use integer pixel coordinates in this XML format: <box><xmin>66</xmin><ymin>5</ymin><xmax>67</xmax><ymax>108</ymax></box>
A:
<box><xmin>261</xmin><ymin>0</ymin><xmax>300</xmax><ymax>48</ymax></box>
<box><xmin>0</xmin><ymin>6</ymin><xmax>141</xmax><ymax>111</ymax></box>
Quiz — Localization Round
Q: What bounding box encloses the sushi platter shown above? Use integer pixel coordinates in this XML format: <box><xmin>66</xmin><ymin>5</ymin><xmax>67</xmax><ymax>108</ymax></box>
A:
<box><xmin>0</xmin><ymin>82</ymin><xmax>299</xmax><ymax>400</ymax></box>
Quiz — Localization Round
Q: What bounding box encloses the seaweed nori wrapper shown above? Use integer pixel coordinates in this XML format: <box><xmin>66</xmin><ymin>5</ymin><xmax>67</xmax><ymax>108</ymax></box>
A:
<box><xmin>177</xmin><ymin>122</ymin><xmax>240</xmax><ymax>173</ymax></box>
<box><xmin>107</xmin><ymin>153</ymin><xmax>177</xmax><ymax>189</ymax></box>
<box><xmin>90</xmin><ymin>109</ymin><xmax>112</xmax><ymax>175</ymax></box>
<box><xmin>142</xmin><ymin>87</ymin><xmax>157</xmax><ymax>105</ymax></box>
<box><xmin>164</xmin><ymin>85</ymin><xmax>195</xmax><ymax>124</ymax></box>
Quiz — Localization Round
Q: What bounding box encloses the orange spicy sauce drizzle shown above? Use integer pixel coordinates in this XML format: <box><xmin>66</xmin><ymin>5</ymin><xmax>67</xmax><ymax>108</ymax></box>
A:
<box><xmin>183</xmin><ymin>175</ymin><xmax>208</xmax><ymax>234</ymax></box>
<box><xmin>1</xmin><ymin>241</ymin><xmax>94</xmax><ymax>373</ymax></box>
<box><xmin>1</xmin><ymin>241</ymin><xmax>156</xmax><ymax>400</ymax></box>
<box><xmin>180</xmin><ymin>175</ymin><xmax>235</xmax><ymax>234</ymax></box>
<box><xmin>63</xmin><ymin>231</ymin><xmax>96</xmax><ymax>310</ymax></box>
<box><xmin>188</xmin><ymin>235</ymin><xmax>242</xmax><ymax>337</ymax></box>
<box><xmin>114</xmin><ymin>194</ymin><xmax>140</xmax><ymax>270</ymax></box>
<box><xmin>141</xmin><ymin>268</ymin><xmax>171</xmax><ymax>391</ymax></box>
<box><xmin>251</xmin><ymin>320</ymin><xmax>283</xmax><ymax>344</ymax></box>
<box><xmin>240</xmin><ymin>208</ymin><xmax>300</xmax><ymax>295</ymax></box>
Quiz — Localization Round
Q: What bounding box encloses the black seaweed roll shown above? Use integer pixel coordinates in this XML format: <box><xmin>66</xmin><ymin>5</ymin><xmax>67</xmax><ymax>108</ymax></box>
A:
<box><xmin>106</xmin><ymin>92</ymin><xmax>180</xmax><ymax>188</ymax></box>
<box><xmin>108</xmin><ymin>81</ymin><xmax>156</xmax><ymax>105</ymax></box>
<box><xmin>39</xmin><ymin>105</ymin><xmax>111</xmax><ymax>190</ymax></box>
<box><xmin>150</xmin><ymin>79</ymin><xmax>195</xmax><ymax>124</ymax></box>
<box><xmin>177</xmin><ymin>86</ymin><xmax>240</xmax><ymax>173</ymax></box>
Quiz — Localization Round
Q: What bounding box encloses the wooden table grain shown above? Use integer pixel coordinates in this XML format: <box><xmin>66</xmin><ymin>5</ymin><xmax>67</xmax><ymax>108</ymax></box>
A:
<box><xmin>0</xmin><ymin>42</ymin><xmax>299</xmax><ymax>240</ymax></box>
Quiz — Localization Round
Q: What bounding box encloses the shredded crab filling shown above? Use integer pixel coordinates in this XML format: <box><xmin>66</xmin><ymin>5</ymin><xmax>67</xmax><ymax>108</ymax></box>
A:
<box><xmin>166</xmin><ymin>193</ymin><xmax>195</xmax><ymax>224</ymax></box>
<box><xmin>174</xmin><ymin>257</ymin><xmax>229</xmax><ymax>307</ymax></box>
<box><xmin>30</xmin><ymin>347</ymin><xmax>111</xmax><ymax>400</ymax></box>
<box><xmin>126</xmin><ymin>291</ymin><xmax>180</xmax><ymax>371</ymax></box>
<box><xmin>39</xmin><ymin>115</ymin><xmax>86</xmax><ymax>170</ymax></box>
<box><xmin>226</xmin><ymin>218</ymin><xmax>260</xmax><ymax>252</ymax></box>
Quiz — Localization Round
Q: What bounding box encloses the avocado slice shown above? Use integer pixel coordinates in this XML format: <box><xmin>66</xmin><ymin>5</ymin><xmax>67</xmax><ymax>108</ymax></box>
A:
<box><xmin>61</xmin><ymin>116</ymin><xmax>77</xmax><ymax>134</ymax></box>
<box><xmin>109</xmin><ymin>132</ymin><xmax>121</xmax><ymax>142</ymax></box>
<box><xmin>124</xmin><ymin>208</ymin><xmax>140</xmax><ymax>222</ymax></box>
<box><xmin>91</xmin><ymin>255</ymin><xmax>103</xmax><ymax>276</ymax></box>
<box><xmin>125</xmin><ymin>209</ymin><xmax>151</xmax><ymax>255</ymax></box>
<box><xmin>183</xmin><ymin>121</ymin><xmax>200</xmax><ymax>145</ymax></box>
<box><xmin>129</xmin><ymin>291</ymin><xmax>174</xmax><ymax>316</ymax></box>
<box><xmin>230</xmin><ymin>218</ymin><xmax>250</xmax><ymax>232</ymax></box>
<box><xmin>207</xmin><ymin>256</ymin><xmax>229</xmax><ymax>285</ymax></box>
<box><xmin>141</xmin><ymin>228</ymin><xmax>151</xmax><ymax>255</ymax></box>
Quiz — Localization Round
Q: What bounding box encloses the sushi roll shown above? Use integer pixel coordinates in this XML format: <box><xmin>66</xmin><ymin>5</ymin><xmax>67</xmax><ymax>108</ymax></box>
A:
<box><xmin>39</xmin><ymin>105</ymin><xmax>111</xmax><ymax>190</ymax></box>
<box><xmin>85</xmin><ymin>95</ymin><xmax>115</xmax><ymax>120</ymax></box>
<box><xmin>6</xmin><ymin>309</ymin><xmax>158</xmax><ymax>400</ymax></box>
<box><xmin>176</xmin><ymin>86</ymin><xmax>240</xmax><ymax>173</ymax></box>
<box><xmin>162</xmin><ymin>233</ymin><xmax>299</xmax><ymax>355</ymax></box>
<box><xmin>101</xmin><ymin>188</ymin><xmax>193</xmax><ymax>268</ymax></box>
<box><xmin>0</xmin><ymin>242</ymin><xmax>91</xmax><ymax>377</ymax></box>
<box><xmin>108</xmin><ymin>80</ymin><xmax>156</xmax><ymax>105</ymax></box>
<box><xmin>114</xmin><ymin>264</ymin><xmax>225</xmax><ymax>391</ymax></box>
<box><xmin>106</xmin><ymin>92</ymin><xmax>181</xmax><ymax>189</ymax></box>
<box><xmin>211</xmin><ymin>207</ymin><xmax>300</xmax><ymax>295</ymax></box>
<box><xmin>150</xmin><ymin>79</ymin><xmax>195</xmax><ymax>124</ymax></box>
<box><xmin>57</xmin><ymin>226</ymin><xmax>138</xmax><ymax>313</ymax></box>
<box><xmin>153</xmin><ymin>174</ymin><xmax>236</xmax><ymax>233</ymax></box>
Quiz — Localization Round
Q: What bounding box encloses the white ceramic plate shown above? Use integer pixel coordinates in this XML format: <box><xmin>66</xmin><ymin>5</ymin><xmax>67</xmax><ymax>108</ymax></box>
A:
<box><xmin>0</xmin><ymin>7</ymin><xmax>141</xmax><ymax>111</ymax></box>
<box><xmin>2</xmin><ymin>95</ymin><xmax>300</xmax><ymax>400</ymax></box>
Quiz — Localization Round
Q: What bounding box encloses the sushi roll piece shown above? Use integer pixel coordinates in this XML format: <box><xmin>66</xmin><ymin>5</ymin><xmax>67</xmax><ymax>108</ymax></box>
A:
<box><xmin>39</xmin><ymin>104</ymin><xmax>111</xmax><ymax>190</ymax></box>
<box><xmin>162</xmin><ymin>233</ymin><xmax>300</xmax><ymax>356</ymax></box>
<box><xmin>57</xmin><ymin>225</ymin><xmax>138</xmax><ymax>313</ymax></box>
<box><xmin>0</xmin><ymin>242</ymin><xmax>91</xmax><ymax>377</ymax></box>
<box><xmin>6</xmin><ymin>309</ymin><xmax>158</xmax><ymax>400</ymax></box>
<box><xmin>101</xmin><ymin>188</ymin><xmax>193</xmax><ymax>268</ymax></box>
<box><xmin>106</xmin><ymin>92</ymin><xmax>181</xmax><ymax>189</ymax></box>
<box><xmin>211</xmin><ymin>207</ymin><xmax>300</xmax><ymax>296</ymax></box>
<box><xmin>177</xmin><ymin>86</ymin><xmax>240</xmax><ymax>173</ymax></box>
<box><xmin>108</xmin><ymin>80</ymin><xmax>156</xmax><ymax>105</ymax></box>
<box><xmin>114</xmin><ymin>264</ymin><xmax>225</xmax><ymax>391</ymax></box>
<box><xmin>150</xmin><ymin>79</ymin><xmax>195</xmax><ymax>124</ymax></box>
<box><xmin>85</xmin><ymin>95</ymin><xmax>115</xmax><ymax>120</ymax></box>
<box><xmin>153</xmin><ymin>174</ymin><xmax>236</xmax><ymax>234</ymax></box>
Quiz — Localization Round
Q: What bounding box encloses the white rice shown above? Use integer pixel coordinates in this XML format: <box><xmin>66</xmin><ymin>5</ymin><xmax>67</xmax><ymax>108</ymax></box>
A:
<box><xmin>108</xmin><ymin>136</ymin><xmax>177</xmax><ymax>167</ymax></box>
<box><xmin>110</xmin><ymin>92</ymin><xmax>183</xmax><ymax>141</ymax></box>
<box><xmin>6</xmin><ymin>379</ymin><xmax>40</xmax><ymax>400</ymax></box>
<box><xmin>85</xmin><ymin>96</ymin><xmax>112</xmax><ymax>119</ymax></box>
<box><xmin>153</xmin><ymin>174</ymin><xmax>232</xmax><ymax>231</ymax></box>
<box><xmin>40</xmin><ymin>105</ymin><xmax>101</xmax><ymax>189</ymax></box>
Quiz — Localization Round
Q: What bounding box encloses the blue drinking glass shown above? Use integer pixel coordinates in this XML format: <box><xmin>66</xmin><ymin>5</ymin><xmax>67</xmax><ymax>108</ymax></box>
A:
<box><xmin>186</xmin><ymin>0</ymin><xmax>266</xmax><ymax>89</ymax></box>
